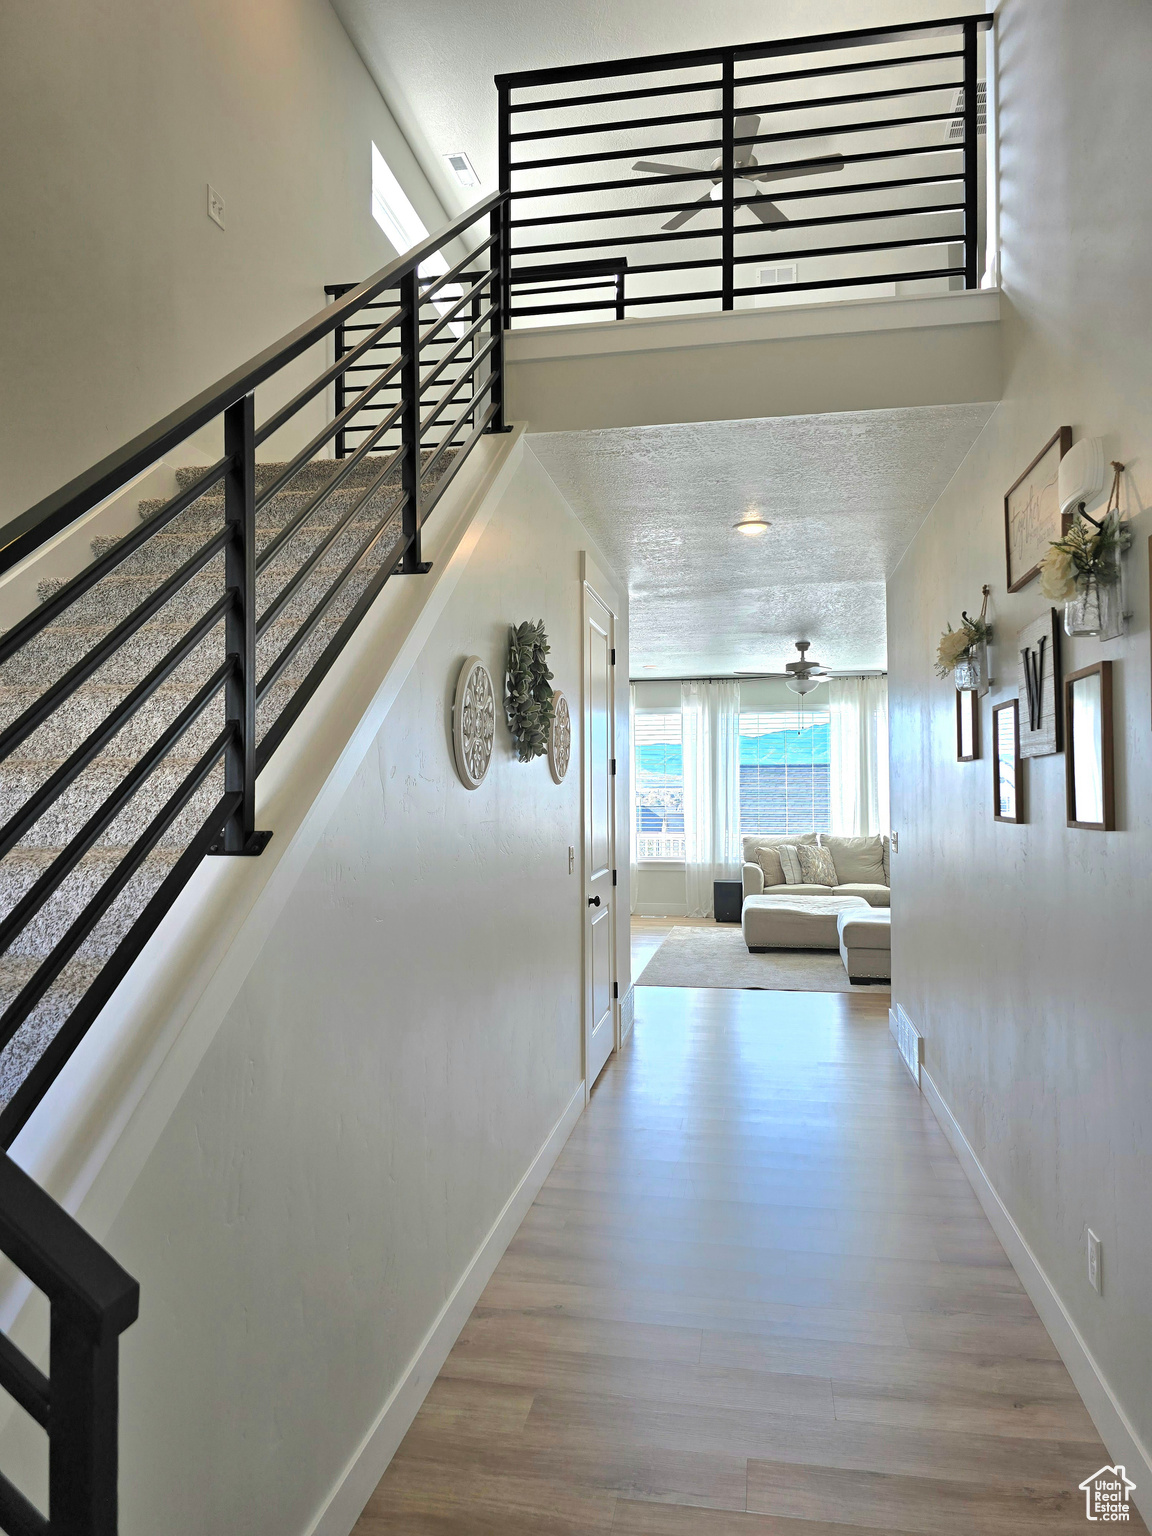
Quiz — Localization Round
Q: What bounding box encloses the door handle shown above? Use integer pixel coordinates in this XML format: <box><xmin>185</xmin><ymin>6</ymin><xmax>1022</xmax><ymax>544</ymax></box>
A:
<box><xmin>587</xmin><ymin>895</ymin><xmax>601</xmax><ymax>907</ymax></box>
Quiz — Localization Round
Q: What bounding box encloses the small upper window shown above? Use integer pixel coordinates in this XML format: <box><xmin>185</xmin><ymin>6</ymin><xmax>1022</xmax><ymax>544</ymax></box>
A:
<box><xmin>371</xmin><ymin>142</ymin><xmax>428</xmax><ymax>254</ymax></box>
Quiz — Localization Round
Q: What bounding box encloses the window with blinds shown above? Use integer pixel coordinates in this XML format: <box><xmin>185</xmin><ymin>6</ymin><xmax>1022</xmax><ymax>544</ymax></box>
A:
<box><xmin>633</xmin><ymin>710</ymin><xmax>684</xmax><ymax>860</ymax></box>
<box><xmin>739</xmin><ymin>709</ymin><xmax>831</xmax><ymax>836</ymax></box>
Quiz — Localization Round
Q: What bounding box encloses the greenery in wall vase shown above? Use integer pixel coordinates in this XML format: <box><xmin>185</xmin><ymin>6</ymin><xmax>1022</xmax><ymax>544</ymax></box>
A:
<box><xmin>1038</xmin><ymin>467</ymin><xmax>1130</xmax><ymax>639</ymax></box>
<box><xmin>935</xmin><ymin>585</ymin><xmax>992</xmax><ymax>688</ymax></box>
<box><xmin>505</xmin><ymin>620</ymin><xmax>555</xmax><ymax>762</ymax></box>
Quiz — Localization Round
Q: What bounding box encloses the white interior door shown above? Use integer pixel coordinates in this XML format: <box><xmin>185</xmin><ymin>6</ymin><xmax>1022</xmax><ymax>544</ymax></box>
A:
<box><xmin>583</xmin><ymin>584</ymin><xmax>617</xmax><ymax>1091</ymax></box>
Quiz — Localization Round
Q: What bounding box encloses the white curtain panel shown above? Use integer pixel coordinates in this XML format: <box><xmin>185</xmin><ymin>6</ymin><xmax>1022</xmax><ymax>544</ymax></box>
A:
<box><xmin>829</xmin><ymin>676</ymin><xmax>890</xmax><ymax>836</ymax></box>
<box><xmin>681</xmin><ymin>679</ymin><xmax>742</xmax><ymax>918</ymax></box>
<box><xmin>628</xmin><ymin>683</ymin><xmax>639</xmax><ymax>915</ymax></box>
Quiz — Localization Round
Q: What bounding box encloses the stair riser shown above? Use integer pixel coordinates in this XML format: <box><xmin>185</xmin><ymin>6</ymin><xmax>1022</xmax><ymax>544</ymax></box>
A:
<box><xmin>2</xmin><ymin>764</ymin><xmax>225</xmax><ymax>850</ymax></box>
<box><xmin>136</xmin><ymin>480</ymin><xmax>403</xmax><ymax>544</ymax></box>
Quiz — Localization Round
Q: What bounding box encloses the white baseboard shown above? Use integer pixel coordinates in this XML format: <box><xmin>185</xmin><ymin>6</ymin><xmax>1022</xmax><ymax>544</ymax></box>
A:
<box><xmin>921</xmin><ymin>1065</ymin><xmax>1152</xmax><ymax>1522</ymax></box>
<box><xmin>304</xmin><ymin>1080</ymin><xmax>585</xmax><ymax>1536</ymax></box>
<box><xmin>634</xmin><ymin>904</ymin><xmax>688</xmax><ymax>918</ymax></box>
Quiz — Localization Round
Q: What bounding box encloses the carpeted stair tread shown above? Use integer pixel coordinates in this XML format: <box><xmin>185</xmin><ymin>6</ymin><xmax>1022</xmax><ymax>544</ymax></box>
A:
<box><xmin>0</xmin><ymin>449</ymin><xmax>443</xmax><ymax>1113</ymax></box>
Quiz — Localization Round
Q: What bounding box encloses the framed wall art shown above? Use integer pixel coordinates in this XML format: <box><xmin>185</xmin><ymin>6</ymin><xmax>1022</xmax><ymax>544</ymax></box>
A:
<box><xmin>992</xmin><ymin>699</ymin><xmax>1023</xmax><ymax>823</ymax></box>
<box><xmin>1004</xmin><ymin>426</ymin><xmax>1071</xmax><ymax>592</ymax></box>
<box><xmin>1016</xmin><ymin>608</ymin><xmax>1063</xmax><ymax>758</ymax></box>
<box><xmin>1065</xmin><ymin>661</ymin><xmax>1115</xmax><ymax>831</ymax></box>
<box><xmin>956</xmin><ymin>688</ymin><xmax>980</xmax><ymax>761</ymax></box>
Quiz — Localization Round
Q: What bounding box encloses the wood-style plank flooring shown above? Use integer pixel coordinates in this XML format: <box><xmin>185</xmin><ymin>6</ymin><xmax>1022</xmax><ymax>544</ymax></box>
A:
<box><xmin>353</xmin><ymin>979</ymin><xmax>1143</xmax><ymax>1534</ymax></box>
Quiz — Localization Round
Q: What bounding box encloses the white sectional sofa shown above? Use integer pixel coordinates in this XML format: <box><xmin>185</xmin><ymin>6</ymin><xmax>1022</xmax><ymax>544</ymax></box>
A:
<box><xmin>741</xmin><ymin>832</ymin><xmax>890</xmax><ymax>908</ymax></box>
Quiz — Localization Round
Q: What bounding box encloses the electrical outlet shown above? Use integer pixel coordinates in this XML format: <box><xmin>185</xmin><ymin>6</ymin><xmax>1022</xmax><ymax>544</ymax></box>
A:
<box><xmin>207</xmin><ymin>184</ymin><xmax>226</xmax><ymax>230</ymax></box>
<box><xmin>568</xmin><ymin>845</ymin><xmax>575</xmax><ymax>874</ymax></box>
<box><xmin>1087</xmin><ymin>1229</ymin><xmax>1102</xmax><ymax>1294</ymax></box>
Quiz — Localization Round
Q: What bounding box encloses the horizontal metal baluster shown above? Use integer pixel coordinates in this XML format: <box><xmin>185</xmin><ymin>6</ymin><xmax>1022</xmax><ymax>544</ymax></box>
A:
<box><xmin>0</xmin><ymin>528</ymin><xmax>231</xmax><ymax>764</ymax></box>
<box><xmin>0</xmin><ymin>594</ymin><xmax>231</xmax><ymax>864</ymax></box>
<box><xmin>418</xmin><ymin>273</ymin><xmax>494</xmax><ymax>351</ymax></box>
<box><xmin>253</xmin><ymin>377</ymin><xmax>410</xmax><ymax>572</ymax></box>
<box><xmin>0</xmin><ymin>458</ymin><xmax>230</xmax><ymax>669</ymax></box>
<box><xmin>0</xmin><ymin>1331</ymin><xmax>50</xmax><ymax>1426</ymax></box>
<box><xmin>254</xmin><ymin>351</ymin><xmax>407</xmax><ymax>509</ymax></box>
<box><xmin>419</xmin><ymin>378</ymin><xmax>497</xmax><ymax>485</ymax></box>
<box><xmin>256</xmin><ymin>477</ymin><xmax>403</xmax><ymax>636</ymax></box>
<box><xmin>417</xmin><ymin>233</ymin><xmax>498</xmax><ymax>305</ymax></box>
<box><xmin>419</xmin><ymin>402</ymin><xmax>500</xmax><ymax>528</ymax></box>
<box><xmin>255</xmin><ymin>305</ymin><xmax>403</xmax><ymax>448</ymax></box>
<box><xmin>417</xmin><ymin>304</ymin><xmax>499</xmax><ymax>398</ymax></box>
<box><xmin>0</xmin><ymin>790</ymin><xmax>240</xmax><ymax>1149</ymax></box>
<box><xmin>255</xmin><ymin>492</ymin><xmax>410</xmax><ymax>702</ymax></box>
<box><xmin>0</xmin><ymin>725</ymin><xmax>236</xmax><ymax>1056</ymax></box>
<box><xmin>420</xmin><ymin>336</ymin><xmax>500</xmax><ymax>440</ymax></box>
<box><xmin>0</xmin><ymin>1468</ymin><xmax>47</xmax><ymax>1536</ymax></box>
<box><xmin>0</xmin><ymin>663</ymin><xmax>234</xmax><ymax>960</ymax></box>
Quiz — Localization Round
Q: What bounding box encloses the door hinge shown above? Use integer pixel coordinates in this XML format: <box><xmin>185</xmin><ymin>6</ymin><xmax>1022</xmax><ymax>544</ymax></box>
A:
<box><xmin>613</xmin><ymin>981</ymin><xmax>619</xmax><ymax>999</ymax></box>
<box><xmin>610</xmin><ymin>757</ymin><xmax>616</xmax><ymax>775</ymax></box>
<box><xmin>612</xmin><ymin>869</ymin><xmax>617</xmax><ymax>885</ymax></box>
<box><xmin>610</xmin><ymin>647</ymin><xmax>616</xmax><ymax>665</ymax></box>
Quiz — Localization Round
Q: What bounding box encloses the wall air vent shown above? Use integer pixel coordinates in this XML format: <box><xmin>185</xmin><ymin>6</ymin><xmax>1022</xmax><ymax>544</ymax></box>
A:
<box><xmin>759</xmin><ymin>264</ymin><xmax>798</xmax><ymax>288</ymax></box>
<box><xmin>948</xmin><ymin>81</ymin><xmax>987</xmax><ymax>140</ymax></box>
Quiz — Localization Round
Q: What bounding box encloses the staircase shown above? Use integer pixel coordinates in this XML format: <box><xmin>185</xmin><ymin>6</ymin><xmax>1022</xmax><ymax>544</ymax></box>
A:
<box><xmin>0</xmin><ymin>454</ymin><xmax>453</xmax><ymax>1121</ymax></box>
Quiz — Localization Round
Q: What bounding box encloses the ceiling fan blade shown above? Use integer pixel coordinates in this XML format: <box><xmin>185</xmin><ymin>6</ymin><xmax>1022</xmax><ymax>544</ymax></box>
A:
<box><xmin>663</xmin><ymin>192</ymin><xmax>714</xmax><ymax>231</ymax></box>
<box><xmin>633</xmin><ymin>160</ymin><xmax>710</xmax><ymax>177</ymax></box>
<box><xmin>733</xmin><ymin>114</ymin><xmax>760</xmax><ymax>167</ymax></box>
<box><xmin>745</xmin><ymin>197</ymin><xmax>788</xmax><ymax>226</ymax></box>
<box><xmin>743</xmin><ymin>156</ymin><xmax>845</xmax><ymax>182</ymax></box>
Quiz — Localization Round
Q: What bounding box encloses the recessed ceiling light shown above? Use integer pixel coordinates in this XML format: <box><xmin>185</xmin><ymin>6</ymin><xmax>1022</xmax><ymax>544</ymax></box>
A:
<box><xmin>733</xmin><ymin>516</ymin><xmax>771</xmax><ymax>536</ymax></box>
<box><xmin>444</xmin><ymin>151</ymin><xmax>479</xmax><ymax>188</ymax></box>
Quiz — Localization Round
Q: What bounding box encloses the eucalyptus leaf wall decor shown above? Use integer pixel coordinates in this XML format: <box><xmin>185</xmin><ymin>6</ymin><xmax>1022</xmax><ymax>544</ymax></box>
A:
<box><xmin>505</xmin><ymin>620</ymin><xmax>555</xmax><ymax>762</ymax></box>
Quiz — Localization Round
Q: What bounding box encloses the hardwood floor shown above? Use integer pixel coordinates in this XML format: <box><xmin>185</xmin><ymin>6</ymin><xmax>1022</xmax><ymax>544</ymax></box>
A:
<box><xmin>353</xmin><ymin>985</ymin><xmax>1143</xmax><ymax>1534</ymax></box>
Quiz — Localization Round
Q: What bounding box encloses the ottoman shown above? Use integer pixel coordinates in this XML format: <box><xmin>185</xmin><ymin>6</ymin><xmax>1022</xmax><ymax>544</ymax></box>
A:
<box><xmin>837</xmin><ymin>907</ymin><xmax>891</xmax><ymax>982</ymax></box>
<box><xmin>742</xmin><ymin>894</ymin><xmax>870</xmax><ymax>951</ymax></box>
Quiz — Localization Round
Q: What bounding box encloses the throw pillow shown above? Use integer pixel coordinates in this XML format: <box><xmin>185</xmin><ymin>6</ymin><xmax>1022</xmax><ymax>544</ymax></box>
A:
<box><xmin>797</xmin><ymin>843</ymin><xmax>838</xmax><ymax>887</ymax></box>
<box><xmin>818</xmin><ymin>833</ymin><xmax>886</xmax><ymax>886</ymax></box>
<box><xmin>747</xmin><ymin>832</ymin><xmax>816</xmax><ymax>887</ymax></box>
<box><xmin>777</xmin><ymin>845</ymin><xmax>804</xmax><ymax>884</ymax></box>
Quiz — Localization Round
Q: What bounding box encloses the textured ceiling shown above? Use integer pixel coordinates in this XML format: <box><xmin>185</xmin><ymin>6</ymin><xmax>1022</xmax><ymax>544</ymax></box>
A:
<box><xmin>530</xmin><ymin>405</ymin><xmax>995</xmax><ymax>676</ymax></box>
<box><xmin>330</xmin><ymin>0</ymin><xmax>977</xmax><ymax>216</ymax></box>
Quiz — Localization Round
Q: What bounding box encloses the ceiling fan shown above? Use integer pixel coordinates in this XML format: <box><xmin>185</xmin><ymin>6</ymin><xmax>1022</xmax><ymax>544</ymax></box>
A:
<box><xmin>736</xmin><ymin>640</ymin><xmax>831</xmax><ymax>696</ymax></box>
<box><xmin>632</xmin><ymin>114</ymin><xmax>844</xmax><ymax>231</ymax></box>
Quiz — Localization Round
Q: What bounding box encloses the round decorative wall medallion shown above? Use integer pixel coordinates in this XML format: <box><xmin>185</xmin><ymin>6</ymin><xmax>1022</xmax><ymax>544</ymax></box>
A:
<box><xmin>452</xmin><ymin>656</ymin><xmax>495</xmax><ymax>789</ymax></box>
<box><xmin>548</xmin><ymin>691</ymin><xmax>572</xmax><ymax>784</ymax></box>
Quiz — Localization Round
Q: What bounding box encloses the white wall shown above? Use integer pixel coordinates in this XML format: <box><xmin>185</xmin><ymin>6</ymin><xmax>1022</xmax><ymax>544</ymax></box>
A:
<box><xmin>0</xmin><ymin>0</ymin><xmax>447</xmax><ymax>526</ymax></box>
<box><xmin>887</xmin><ymin>0</ymin><xmax>1152</xmax><ymax>1493</ymax></box>
<box><xmin>54</xmin><ymin>449</ymin><xmax>627</xmax><ymax>1534</ymax></box>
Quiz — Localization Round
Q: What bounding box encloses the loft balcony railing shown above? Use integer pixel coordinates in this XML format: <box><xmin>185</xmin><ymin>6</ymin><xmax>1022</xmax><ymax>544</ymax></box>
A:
<box><xmin>496</xmin><ymin>14</ymin><xmax>993</xmax><ymax>326</ymax></box>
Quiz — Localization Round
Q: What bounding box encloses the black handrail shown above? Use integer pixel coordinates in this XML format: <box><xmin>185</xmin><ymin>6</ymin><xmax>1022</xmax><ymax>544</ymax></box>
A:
<box><xmin>0</xmin><ymin>1153</ymin><xmax>138</xmax><ymax>1536</ymax></box>
<box><xmin>496</xmin><ymin>15</ymin><xmax>991</xmax><ymax>324</ymax></box>
<box><xmin>0</xmin><ymin>192</ymin><xmax>504</xmax><ymax>576</ymax></box>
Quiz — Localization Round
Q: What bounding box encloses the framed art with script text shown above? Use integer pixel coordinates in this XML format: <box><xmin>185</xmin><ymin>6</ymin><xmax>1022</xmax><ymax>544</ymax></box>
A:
<box><xmin>1004</xmin><ymin>427</ymin><xmax>1071</xmax><ymax>592</ymax></box>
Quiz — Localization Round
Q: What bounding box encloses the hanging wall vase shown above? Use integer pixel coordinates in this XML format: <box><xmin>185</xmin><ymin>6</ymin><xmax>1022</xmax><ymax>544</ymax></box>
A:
<box><xmin>452</xmin><ymin>656</ymin><xmax>495</xmax><ymax>789</ymax></box>
<box><xmin>1063</xmin><ymin>560</ymin><xmax>1125</xmax><ymax>640</ymax></box>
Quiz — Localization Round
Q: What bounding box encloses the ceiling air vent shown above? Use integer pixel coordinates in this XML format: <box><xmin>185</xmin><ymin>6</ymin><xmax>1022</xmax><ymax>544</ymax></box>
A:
<box><xmin>948</xmin><ymin>81</ymin><xmax>987</xmax><ymax>140</ymax></box>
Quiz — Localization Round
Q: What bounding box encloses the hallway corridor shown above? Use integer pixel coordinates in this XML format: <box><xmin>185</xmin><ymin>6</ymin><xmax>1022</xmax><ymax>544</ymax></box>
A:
<box><xmin>354</xmin><ymin>987</ymin><xmax>1139</xmax><ymax>1534</ymax></box>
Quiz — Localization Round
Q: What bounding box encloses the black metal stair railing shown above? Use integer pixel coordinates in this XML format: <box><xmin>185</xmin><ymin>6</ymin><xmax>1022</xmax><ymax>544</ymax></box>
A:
<box><xmin>495</xmin><ymin>14</ymin><xmax>992</xmax><ymax>324</ymax></box>
<box><xmin>0</xmin><ymin>190</ymin><xmax>506</xmax><ymax>1534</ymax></box>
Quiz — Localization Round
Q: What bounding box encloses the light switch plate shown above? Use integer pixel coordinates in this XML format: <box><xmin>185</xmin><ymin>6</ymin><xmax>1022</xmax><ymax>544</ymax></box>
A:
<box><xmin>207</xmin><ymin>184</ymin><xmax>225</xmax><ymax>230</ymax></box>
<box><xmin>890</xmin><ymin>830</ymin><xmax>899</xmax><ymax>853</ymax></box>
<box><xmin>1087</xmin><ymin>1229</ymin><xmax>1102</xmax><ymax>1294</ymax></box>
<box><xmin>568</xmin><ymin>845</ymin><xmax>575</xmax><ymax>874</ymax></box>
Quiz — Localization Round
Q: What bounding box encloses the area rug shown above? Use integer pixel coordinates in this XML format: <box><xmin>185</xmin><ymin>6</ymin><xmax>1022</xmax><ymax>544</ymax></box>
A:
<box><xmin>636</xmin><ymin>924</ymin><xmax>889</xmax><ymax>994</ymax></box>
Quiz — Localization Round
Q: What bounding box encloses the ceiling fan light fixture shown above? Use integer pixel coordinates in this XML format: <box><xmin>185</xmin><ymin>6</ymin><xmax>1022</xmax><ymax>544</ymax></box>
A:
<box><xmin>733</xmin><ymin>516</ymin><xmax>771</xmax><ymax>537</ymax></box>
<box><xmin>785</xmin><ymin>675</ymin><xmax>821</xmax><ymax>697</ymax></box>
